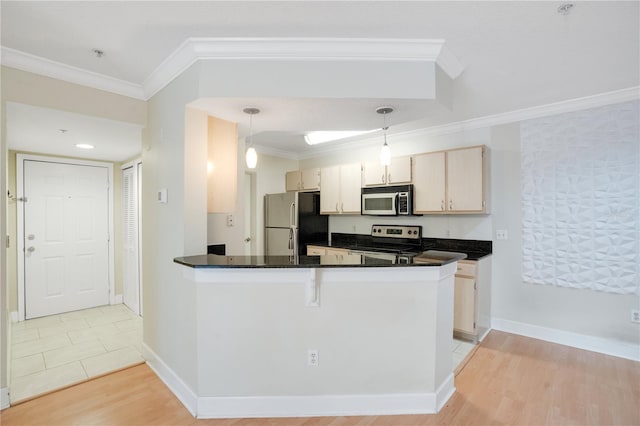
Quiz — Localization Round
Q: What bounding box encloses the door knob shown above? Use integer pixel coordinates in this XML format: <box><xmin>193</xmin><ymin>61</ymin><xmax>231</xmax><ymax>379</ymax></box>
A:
<box><xmin>27</xmin><ymin>246</ymin><xmax>35</xmax><ymax>253</ymax></box>
<box><xmin>28</xmin><ymin>234</ymin><xmax>35</xmax><ymax>240</ymax></box>
<box><xmin>244</xmin><ymin>237</ymin><xmax>251</xmax><ymax>242</ymax></box>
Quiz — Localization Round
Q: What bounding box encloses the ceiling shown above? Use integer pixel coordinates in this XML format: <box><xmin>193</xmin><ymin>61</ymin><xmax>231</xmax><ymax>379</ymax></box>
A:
<box><xmin>2</xmin><ymin>1</ymin><xmax>639</xmax><ymax>160</ymax></box>
<box><xmin>6</xmin><ymin>102</ymin><xmax>143</xmax><ymax>162</ymax></box>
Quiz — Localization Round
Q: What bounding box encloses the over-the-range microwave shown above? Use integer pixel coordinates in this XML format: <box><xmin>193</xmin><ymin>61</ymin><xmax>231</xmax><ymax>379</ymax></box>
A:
<box><xmin>361</xmin><ymin>184</ymin><xmax>414</xmax><ymax>216</ymax></box>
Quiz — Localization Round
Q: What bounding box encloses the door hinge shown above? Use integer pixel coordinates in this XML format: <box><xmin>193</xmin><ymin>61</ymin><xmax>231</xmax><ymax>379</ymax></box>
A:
<box><xmin>473</xmin><ymin>321</ymin><xmax>476</xmax><ymax>329</ymax></box>
<box><xmin>107</xmin><ymin>232</ymin><xmax>111</xmax><ymax>242</ymax></box>
<box><xmin>474</xmin><ymin>282</ymin><xmax>477</xmax><ymax>290</ymax></box>
<box><xmin>5</xmin><ymin>235</ymin><xmax>9</xmax><ymax>248</ymax></box>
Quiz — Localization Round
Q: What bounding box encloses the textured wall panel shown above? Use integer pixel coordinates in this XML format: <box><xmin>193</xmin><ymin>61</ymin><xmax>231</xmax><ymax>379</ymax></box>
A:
<box><xmin>521</xmin><ymin>101</ymin><xmax>639</xmax><ymax>294</ymax></box>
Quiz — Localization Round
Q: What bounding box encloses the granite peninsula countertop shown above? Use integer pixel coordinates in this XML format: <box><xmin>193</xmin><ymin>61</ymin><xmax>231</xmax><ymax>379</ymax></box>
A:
<box><xmin>174</xmin><ymin>250</ymin><xmax>467</xmax><ymax>269</ymax></box>
<box><xmin>315</xmin><ymin>234</ymin><xmax>493</xmax><ymax>261</ymax></box>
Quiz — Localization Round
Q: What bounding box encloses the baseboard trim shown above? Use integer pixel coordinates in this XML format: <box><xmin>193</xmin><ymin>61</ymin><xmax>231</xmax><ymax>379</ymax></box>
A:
<box><xmin>492</xmin><ymin>318</ymin><xmax>640</xmax><ymax>362</ymax></box>
<box><xmin>113</xmin><ymin>295</ymin><xmax>123</xmax><ymax>305</ymax></box>
<box><xmin>197</xmin><ymin>388</ymin><xmax>450</xmax><ymax>419</ymax></box>
<box><xmin>141</xmin><ymin>343</ymin><xmax>198</xmax><ymax>417</ymax></box>
<box><xmin>435</xmin><ymin>372</ymin><xmax>456</xmax><ymax>412</ymax></box>
<box><xmin>143</xmin><ymin>345</ymin><xmax>455</xmax><ymax>419</ymax></box>
<box><xmin>1</xmin><ymin>387</ymin><xmax>9</xmax><ymax>409</ymax></box>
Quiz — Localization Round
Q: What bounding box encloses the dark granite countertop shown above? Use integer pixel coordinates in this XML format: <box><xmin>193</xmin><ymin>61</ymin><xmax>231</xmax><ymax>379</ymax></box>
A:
<box><xmin>311</xmin><ymin>234</ymin><xmax>493</xmax><ymax>261</ymax></box>
<box><xmin>174</xmin><ymin>250</ymin><xmax>466</xmax><ymax>269</ymax></box>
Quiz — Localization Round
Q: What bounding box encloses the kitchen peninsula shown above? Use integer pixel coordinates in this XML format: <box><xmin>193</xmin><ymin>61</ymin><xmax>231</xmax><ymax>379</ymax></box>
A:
<box><xmin>172</xmin><ymin>251</ymin><xmax>465</xmax><ymax>418</ymax></box>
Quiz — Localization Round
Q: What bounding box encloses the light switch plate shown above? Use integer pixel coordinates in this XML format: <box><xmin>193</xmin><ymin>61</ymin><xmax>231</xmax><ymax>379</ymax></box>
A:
<box><xmin>157</xmin><ymin>189</ymin><xmax>168</xmax><ymax>204</ymax></box>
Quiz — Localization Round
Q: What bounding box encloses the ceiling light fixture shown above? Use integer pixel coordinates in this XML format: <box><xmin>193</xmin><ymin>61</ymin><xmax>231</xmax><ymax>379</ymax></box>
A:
<box><xmin>376</xmin><ymin>106</ymin><xmax>393</xmax><ymax>166</ymax></box>
<box><xmin>243</xmin><ymin>107</ymin><xmax>260</xmax><ymax>169</ymax></box>
<box><xmin>304</xmin><ymin>130</ymin><xmax>376</xmax><ymax>146</ymax></box>
<box><xmin>75</xmin><ymin>143</ymin><xmax>94</xmax><ymax>150</ymax></box>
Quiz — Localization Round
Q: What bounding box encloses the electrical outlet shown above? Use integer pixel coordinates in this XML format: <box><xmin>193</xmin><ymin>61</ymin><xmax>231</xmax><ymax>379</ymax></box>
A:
<box><xmin>307</xmin><ymin>349</ymin><xmax>319</xmax><ymax>366</ymax></box>
<box><xmin>496</xmin><ymin>229</ymin><xmax>508</xmax><ymax>240</ymax></box>
<box><xmin>226</xmin><ymin>214</ymin><xmax>234</xmax><ymax>227</ymax></box>
<box><xmin>632</xmin><ymin>310</ymin><xmax>640</xmax><ymax>323</ymax></box>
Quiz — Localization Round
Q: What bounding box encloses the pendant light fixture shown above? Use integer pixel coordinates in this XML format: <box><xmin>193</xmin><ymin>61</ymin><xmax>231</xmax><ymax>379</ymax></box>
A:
<box><xmin>376</xmin><ymin>106</ymin><xmax>393</xmax><ymax>166</ymax></box>
<box><xmin>243</xmin><ymin>107</ymin><xmax>260</xmax><ymax>169</ymax></box>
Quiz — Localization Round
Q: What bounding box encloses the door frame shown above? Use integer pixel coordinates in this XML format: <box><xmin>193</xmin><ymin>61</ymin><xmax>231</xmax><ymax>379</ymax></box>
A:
<box><xmin>121</xmin><ymin>158</ymin><xmax>142</xmax><ymax>316</ymax></box>
<box><xmin>16</xmin><ymin>154</ymin><xmax>115</xmax><ymax>322</ymax></box>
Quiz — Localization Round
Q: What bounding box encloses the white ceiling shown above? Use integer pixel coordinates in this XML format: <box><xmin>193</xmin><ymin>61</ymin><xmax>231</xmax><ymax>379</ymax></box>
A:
<box><xmin>2</xmin><ymin>1</ymin><xmax>639</xmax><ymax>160</ymax></box>
<box><xmin>6</xmin><ymin>102</ymin><xmax>143</xmax><ymax>162</ymax></box>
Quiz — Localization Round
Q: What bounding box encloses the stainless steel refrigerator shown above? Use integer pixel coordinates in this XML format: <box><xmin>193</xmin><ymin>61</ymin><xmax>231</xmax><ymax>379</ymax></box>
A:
<box><xmin>264</xmin><ymin>192</ymin><xmax>328</xmax><ymax>256</ymax></box>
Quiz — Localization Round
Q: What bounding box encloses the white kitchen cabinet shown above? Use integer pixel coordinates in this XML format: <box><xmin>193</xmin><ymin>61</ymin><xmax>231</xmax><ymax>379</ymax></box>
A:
<box><xmin>453</xmin><ymin>256</ymin><xmax>491</xmax><ymax>342</ymax></box>
<box><xmin>285</xmin><ymin>168</ymin><xmax>320</xmax><ymax>192</ymax></box>
<box><xmin>320</xmin><ymin>163</ymin><xmax>361</xmax><ymax>214</ymax></box>
<box><xmin>362</xmin><ymin>156</ymin><xmax>412</xmax><ymax>187</ymax></box>
<box><xmin>413</xmin><ymin>145</ymin><xmax>488</xmax><ymax>214</ymax></box>
<box><xmin>323</xmin><ymin>247</ymin><xmax>361</xmax><ymax>265</ymax></box>
<box><xmin>447</xmin><ymin>146</ymin><xmax>485</xmax><ymax>212</ymax></box>
<box><xmin>285</xmin><ymin>170</ymin><xmax>301</xmax><ymax>192</ymax></box>
<box><xmin>413</xmin><ymin>151</ymin><xmax>446</xmax><ymax>212</ymax></box>
<box><xmin>306</xmin><ymin>245</ymin><xmax>326</xmax><ymax>256</ymax></box>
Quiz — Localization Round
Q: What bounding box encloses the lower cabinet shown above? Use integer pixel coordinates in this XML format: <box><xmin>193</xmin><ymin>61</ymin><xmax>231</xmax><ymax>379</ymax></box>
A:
<box><xmin>306</xmin><ymin>245</ymin><xmax>326</xmax><ymax>256</ymax></box>
<box><xmin>453</xmin><ymin>256</ymin><xmax>492</xmax><ymax>342</ymax></box>
<box><xmin>307</xmin><ymin>246</ymin><xmax>360</xmax><ymax>265</ymax></box>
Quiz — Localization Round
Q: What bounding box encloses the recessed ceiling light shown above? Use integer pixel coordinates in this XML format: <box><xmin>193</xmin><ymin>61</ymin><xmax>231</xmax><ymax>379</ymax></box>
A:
<box><xmin>59</xmin><ymin>129</ymin><xmax>68</xmax><ymax>133</ymax></box>
<box><xmin>304</xmin><ymin>130</ymin><xmax>377</xmax><ymax>145</ymax></box>
<box><xmin>75</xmin><ymin>143</ymin><xmax>94</xmax><ymax>150</ymax></box>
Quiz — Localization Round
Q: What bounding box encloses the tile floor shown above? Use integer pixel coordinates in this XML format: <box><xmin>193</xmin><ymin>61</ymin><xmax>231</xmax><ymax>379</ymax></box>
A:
<box><xmin>9</xmin><ymin>304</ymin><xmax>143</xmax><ymax>403</ymax></box>
<box><xmin>452</xmin><ymin>338</ymin><xmax>476</xmax><ymax>370</ymax></box>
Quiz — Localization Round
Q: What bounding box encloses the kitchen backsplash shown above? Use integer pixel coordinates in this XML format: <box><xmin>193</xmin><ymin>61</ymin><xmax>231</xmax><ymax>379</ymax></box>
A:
<box><xmin>329</xmin><ymin>214</ymin><xmax>493</xmax><ymax>241</ymax></box>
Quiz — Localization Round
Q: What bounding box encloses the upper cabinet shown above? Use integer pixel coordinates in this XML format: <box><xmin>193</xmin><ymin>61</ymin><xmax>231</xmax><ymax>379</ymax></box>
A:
<box><xmin>285</xmin><ymin>168</ymin><xmax>320</xmax><ymax>192</ymax></box>
<box><xmin>447</xmin><ymin>146</ymin><xmax>486</xmax><ymax>212</ymax></box>
<box><xmin>320</xmin><ymin>163</ymin><xmax>361</xmax><ymax>214</ymax></box>
<box><xmin>362</xmin><ymin>156</ymin><xmax>412</xmax><ymax>187</ymax></box>
<box><xmin>413</xmin><ymin>145</ymin><xmax>488</xmax><ymax>214</ymax></box>
<box><xmin>413</xmin><ymin>151</ymin><xmax>446</xmax><ymax>212</ymax></box>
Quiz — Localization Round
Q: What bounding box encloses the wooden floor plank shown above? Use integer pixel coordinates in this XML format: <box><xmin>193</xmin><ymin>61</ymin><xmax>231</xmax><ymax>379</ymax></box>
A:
<box><xmin>2</xmin><ymin>330</ymin><xmax>638</xmax><ymax>426</ymax></box>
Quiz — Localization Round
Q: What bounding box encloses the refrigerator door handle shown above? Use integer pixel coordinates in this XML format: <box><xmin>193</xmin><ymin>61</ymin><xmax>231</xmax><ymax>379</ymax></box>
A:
<box><xmin>291</xmin><ymin>226</ymin><xmax>298</xmax><ymax>254</ymax></box>
<box><xmin>288</xmin><ymin>228</ymin><xmax>293</xmax><ymax>250</ymax></box>
<box><xmin>289</xmin><ymin>202</ymin><xmax>296</xmax><ymax>227</ymax></box>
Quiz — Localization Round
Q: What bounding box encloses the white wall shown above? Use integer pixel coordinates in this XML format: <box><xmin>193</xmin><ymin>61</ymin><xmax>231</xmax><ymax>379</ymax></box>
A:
<box><xmin>142</xmin><ymin>64</ymin><xmax>202</xmax><ymax>392</ymax></box>
<box><xmin>490</xmin><ymin>122</ymin><xmax>640</xmax><ymax>347</ymax></box>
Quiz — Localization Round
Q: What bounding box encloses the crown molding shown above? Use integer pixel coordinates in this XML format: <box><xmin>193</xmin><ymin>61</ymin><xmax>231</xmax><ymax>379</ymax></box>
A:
<box><xmin>2</xmin><ymin>39</ymin><xmax>463</xmax><ymax>101</ymax></box>
<box><xmin>0</xmin><ymin>47</ymin><xmax>146</xmax><ymax>100</ymax></box>
<box><xmin>253</xmin><ymin>143</ymin><xmax>301</xmax><ymax>161</ymax></box>
<box><xmin>296</xmin><ymin>86</ymin><xmax>640</xmax><ymax>159</ymax></box>
<box><xmin>143</xmin><ymin>37</ymin><xmax>463</xmax><ymax>99</ymax></box>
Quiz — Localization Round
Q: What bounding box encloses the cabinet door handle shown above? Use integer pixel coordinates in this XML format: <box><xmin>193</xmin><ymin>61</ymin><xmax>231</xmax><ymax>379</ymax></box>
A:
<box><xmin>441</xmin><ymin>200</ymin><xmax>445</xmax><ymax>211</ymax></box>
<box><xmin>388</xmin><ymin>174</ymin><xmax>391</xmax><ymax>183</ymax></box>
<box><xmin>340</xmin><ymin>202</ymin><xmax>344</xmax><ymax>213</ymax></box>
<box><xmin>449</xmin><ymin>200</ymin><xmax>453</xmax><ymax>210</ymax></box>
<box><xmin>335</xmin><ymin>202</ymin><xmax>338</xmax><ymax>212</ymax></box>
<box><xmin>381</xmin><ymin>174</ymin><xmax>385</xmax><ymax>184</ymax></box>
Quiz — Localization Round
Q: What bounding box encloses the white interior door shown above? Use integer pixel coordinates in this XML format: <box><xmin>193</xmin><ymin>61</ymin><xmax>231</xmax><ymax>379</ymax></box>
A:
<box><xmin>24</xmin><ymin>160</ymin><xmax>110</xmax><ymax>319</ymax></box>
<box><xmin>122</xmin><ymin>164</ymin><xmax>140</xmax><ymax>315</ymax></box>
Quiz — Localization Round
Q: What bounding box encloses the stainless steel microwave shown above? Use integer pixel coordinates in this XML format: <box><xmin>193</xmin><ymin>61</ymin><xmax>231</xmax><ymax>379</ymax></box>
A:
<box><xmin>361</xmin><ymin>184</ymin><xmax>413</xmax><ymax>216</ymax></box>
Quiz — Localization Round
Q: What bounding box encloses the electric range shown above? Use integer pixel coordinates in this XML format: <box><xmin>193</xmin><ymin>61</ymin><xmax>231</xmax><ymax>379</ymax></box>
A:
<box><xmin>347</xmin><ymin>225</ymin><xmax>423</xmax><ymax>264</ymax></box>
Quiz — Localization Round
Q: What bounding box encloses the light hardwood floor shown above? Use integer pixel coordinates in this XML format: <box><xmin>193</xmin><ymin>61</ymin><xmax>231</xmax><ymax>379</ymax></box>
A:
<box><xmin>2</xmin><ymin>330</ymin><xmax>639</xmax><ymax>426</ymax></box>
